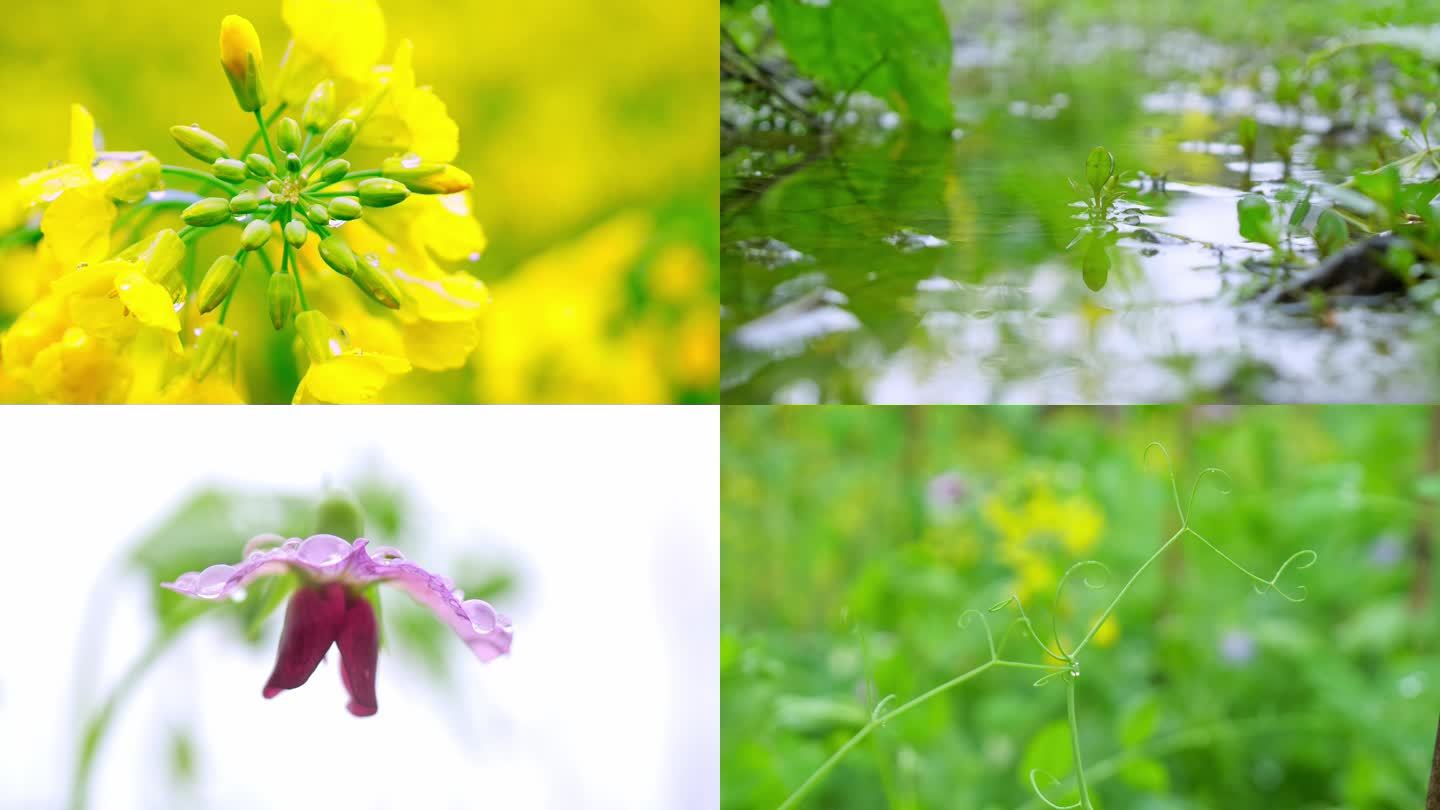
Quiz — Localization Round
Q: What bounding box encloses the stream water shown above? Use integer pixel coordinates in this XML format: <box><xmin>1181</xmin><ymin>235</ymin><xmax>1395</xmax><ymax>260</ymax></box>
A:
<box><xmin>721</xmin><ymin>31</ymin><xmax>1440</xmax><ymax>403</ymax></box>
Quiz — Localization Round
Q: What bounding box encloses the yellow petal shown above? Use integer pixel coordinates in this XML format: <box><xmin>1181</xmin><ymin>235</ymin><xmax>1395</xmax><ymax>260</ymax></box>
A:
<box><xmin>281</xmin><ymin>0</ymin><xmax>386</xmax><ymax>81</ymax></box>
<box><xmin>41</xmin><ymin>186</ymin><xmax>114</xmax><ymax>269</ymax></box>
<box><xmin>69</xmin><ymin>104</ymin><xmax>96</xmax><ymax>167</ymax></box>
<box><xmin>416</xmin><ymin>193</ymin><xmax>486</xmax><ymax>260</ymax></box>
<box><xmin>402</xmin><ymin>319</ymin><xmax>478</xmax><ymax>370</ymax></box>
<box><xmin>394</xmin><ymin>266</ymin><xmax>490</xmax><ymax>322</ymax></box>
<box><xmin>296</xmin><ymin>355</ymin><xmax>390</xmax><ymax>403</ymax></box>
<box><xmin>17</xmin><ymin>164</ymin><xmax>93</xmax><ymax>207</ymax></box>
<box><xmin>114</xmin><ymin>270</ymin><xmax>180</xmax><ymax>332</ymax></box>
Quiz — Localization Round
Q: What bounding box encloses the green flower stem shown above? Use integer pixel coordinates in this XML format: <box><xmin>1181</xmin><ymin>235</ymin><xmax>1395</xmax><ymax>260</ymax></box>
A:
<box><xmin>242</xmin><ymin>103</ymin><xmax>287</xmax><ymax>157</ymax></box>
<box><xmin>306</xmin><ymin>169</ymin><xmax>381</xmax><ymax>194</ymax></box>
<box><xmin>67</xmin><ymin>628</ymin><xmax>182</xmax><ymax>810</ymax></box>
<box><xmin>285</xmin><ymin>241</ymin><xmax>310</xmax><ymax>311</ymax></box>
<box><xmin>303</xmin><ymin>190</ymin><xmax>353</xmax><ymax>199</ymax></box>
<box><xmin>777</xmin><ymin>658</ymin><xmax>1068</xmax><ymax>810</ymax></box>
<box><xmin>254</xmin><ymin>110</ymin><xmax>278</xmax><ymax>164</ymax></box>
<box><xmin>178</xmin><ymin>224</ymin><xmax>211</xmax><ymax>242</ymax></box>
<box><xmin>1067</xmin><ymin>676</ymin><xmax>1093</xmax><ymax>810</ymax></box>
<box><xmin>161</xmin><ymin>165</ymin><xmax>239</xmax><ymax>196</ymax></box>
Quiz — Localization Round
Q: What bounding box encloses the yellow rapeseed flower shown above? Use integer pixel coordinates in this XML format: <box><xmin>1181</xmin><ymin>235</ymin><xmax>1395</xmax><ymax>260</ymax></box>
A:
<box><xmin>276</xmin><ymin>0</ymin><xmax>387</xmax><ymax>103</ymax></box>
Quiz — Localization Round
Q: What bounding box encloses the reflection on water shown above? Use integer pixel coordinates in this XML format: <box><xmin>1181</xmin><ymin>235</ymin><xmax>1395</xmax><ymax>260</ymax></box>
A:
<box><xmin>721</xmin><ymin>50</ymin><xmax>1440</xmax><ymax>403</ymax></box>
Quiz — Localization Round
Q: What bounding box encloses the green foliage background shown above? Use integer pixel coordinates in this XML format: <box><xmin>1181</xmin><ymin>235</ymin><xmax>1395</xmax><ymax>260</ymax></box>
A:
<box><xmin>722</xmin><ymin>406</ymin><xmax>1437</xmax><ymax>808</ymax></box>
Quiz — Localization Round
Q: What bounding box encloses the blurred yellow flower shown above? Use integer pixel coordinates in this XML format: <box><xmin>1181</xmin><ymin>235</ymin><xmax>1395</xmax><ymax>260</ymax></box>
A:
<box><xmin>277</xmin><ymin>0</ymin><xmax>387</xmax><ymax>102</ymax></box>
<box><xmin>349</xmin><ymin>40</ymin><xmax>458</xmax><ymax>162</ymax></box>
<box><xmin>983</xmin><ymin>477</ymin><xmax>1105</xmax><ymax>600</ymax></box>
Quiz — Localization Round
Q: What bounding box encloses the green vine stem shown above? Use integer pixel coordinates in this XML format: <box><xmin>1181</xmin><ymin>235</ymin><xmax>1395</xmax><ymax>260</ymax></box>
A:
<box><xmin>774</xmin><ymin>443</ymin><xmax>1316</xmax><ymax>810</ymax></box>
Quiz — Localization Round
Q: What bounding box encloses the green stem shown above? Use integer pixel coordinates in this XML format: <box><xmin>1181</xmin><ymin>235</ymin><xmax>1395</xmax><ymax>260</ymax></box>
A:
<box><xmin>254</xmin><ymin>110</ymin><xmax>278</xmax><ymax>164</ymax></box>
<box><xmin>1067</xmin><ymin>677</ymin><xmax>1093</xmax><ymax>810</ymax></box>
<box><xmin>67</xmin><ymin>631</ymin><xmax>179</xmax><ymax>810</ymax></box>
<box><xmin>161</xmin><ymin>165</ymin><xmax>238</xmax><ymax>196</ymax></box>
<box><xmin>241</xmin><ymin>104</ymin><xmax>287</xmax><ymax>156</ymax></box>
<box><xmin>287</xmin><ymin>240</ymin><xmax>310</xmax><ymax>311</ymax></box>
<box><xmin>306</xmin><ymin>169</ymin><xmax>381</xmax><ymax>194</ymax></box>
<box><xmin>1070</xmin><ymin>529</ymin><xmax>1184</xmax><ymax>657</ymax></box>
<box><xmin>777</xmin><ymin>658</ymin><xmax>1067</xmax><ymax>810</ymax></box>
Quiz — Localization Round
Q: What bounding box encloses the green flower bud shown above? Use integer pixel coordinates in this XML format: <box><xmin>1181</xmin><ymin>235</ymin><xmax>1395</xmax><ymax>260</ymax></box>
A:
<box><xmin>277</xmin><ymin>117</ymin><xmax>301</xmax><ymax>153</ymax></box>
<box><xmin>267</xmin><ymin>179</ymin><xmax>283</xmax><ymax>193</ymax></box>
<box><xmin>314</xmin><ymin>488</ymin><xmax>366</xmax><ymax>539</ymax></box>
<box><xmin>170</xmin><ymin>125</ymin><xmax>229</xmax><ymax>163</ymax></box>
<box><xmin>104</xmin><ymin>155</ymin><xmax>162</xmax><ymax>203</ymax></box>
<box><xmin>267</xmin><ymin>272</ymin><xmax>296</xmax><ymax>329</ymax></box>
<box><xmin>190</xmin><ymin>324</ymin><xmax>238</xmax><ymax>380</ymax></box>
<box><xmin>120</xmin><ymin>228</ymin><xmax>185</xmax><ymax>294</ymax></box>
<box><xmin>212</xmin><ymin>158</ymin><xmax>247</xmax><ymax>183</ymax></box>
<box><xmin>320</xmin><ymin>119</ymin><xmax>356</xmax><ymax>158</ymax></box>
<box><xmin>284</xmin><ymin>220</ymin><xmax>309</xmax><ymax>247</ymax></box>
<box><xmin>286</xmin><ymin>152</ymin><xmax>301</xmax><ymax>174</ymax></box>
<box><xmin>296</xmin><ymin>309</ymin><xmax>339</xmax><ymax>362</ymax></box>
<box><xmin>181</xmin><ymin>197</ymin><xmax>233</xmax><ymax>227</ymax></box>
<box><xmin>328</xmin><ymin>196</ymin><xmax>362</xmax><ymax>221</ymax></box>
<box><xmin>302</xmin><ymin>80</ymin><xmax>336</xmax><ymax>133</ymax></box>
<box><xmin>357</xmin><ymin>177</ymin><xmax>409</xmax><ymax>208</ymax></box>
<box><xmin>315</xmin><ymin>158</ymin><xmax>350</xmax><ymax>185</ymax></box>
<box><xmin>304</xmin><ymin>203</ymin><xmax>331</xmax><ymax>227</ymax></box>
<box><xmin>318</xmin><ymin>233</ymin><xmax>358</xmax><ymax>276</ymax></box>
<box><xmin>245</xmin><ymin>152</ymin><xmax>276</xmax><ymax>179</ymax></box>
<box><xmin>351</xmin><ymin>258</ymin><xmax>402</xmax><ymax>309</ymax></box>
<box><xmin>380</xmin><ymin>157</ymin><xmax>474</xmax><ymax>195</ymax></box>
<box><xmin>219</xmin><ymin>15</ymin><xmax>266</xmax><ymax>112</ymax></box>
<box><xmin>197</xmin><ymin>255</ymin><xmax>243</xmax><ymax>313</ymax></box>
<box><xmin>229</xmin><ymin>192</ymin><xmax>260</xmax><ymax>214</ymax></box>
<box><xmin>240</xmin><ymin>220</ymin><xmax>272</xmax><ymax>250</ymax></box>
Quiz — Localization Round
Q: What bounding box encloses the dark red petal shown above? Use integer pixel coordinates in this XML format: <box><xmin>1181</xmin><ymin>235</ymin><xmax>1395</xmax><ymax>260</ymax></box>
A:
<box><xmin>262</xmin><ymin>582</ymin><xmax>347</xmax><ymax>699</ymax></box>
<box><xmin>336</xmin><ymin>589</ymin><xmax>379</xmax><ymax>717</ymax></box>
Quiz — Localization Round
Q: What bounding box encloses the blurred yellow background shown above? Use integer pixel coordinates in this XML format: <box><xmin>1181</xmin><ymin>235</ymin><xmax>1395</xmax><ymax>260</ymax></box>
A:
<box><xmin>0</xmin><ymin>0</ymin><xmax>718</xmax><ymax>403</ymax></box>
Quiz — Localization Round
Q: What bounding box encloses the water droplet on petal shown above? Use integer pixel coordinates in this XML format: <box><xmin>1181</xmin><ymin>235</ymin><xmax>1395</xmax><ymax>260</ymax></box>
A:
<box><xmin>367</xmin><ymin>545</ymin><xmax>406</xmax><ymax>563</ymax></box>
<box><xmin>297</xmin><ymin>534</ymin><xmax>351</xmax><ymax>565</ymax></box>
<box><xmin>401</xmin><ymin>152</ymin><xmax>422</xmax><ymax>168</ymax></box>
<box><xmin>196</xmin><ymin>564</ymin><xmax>236</xmax><ymax>597</ymax></box>
<box><xmin>439</xmin><ymin>575</ymin><xmax>454</xmax><ymax>591</ymax></box>
<box><xmin>466</xmin><ymin>252</ymin><xmax>481</xmax><ymax>262</ymax></box>
<box><xmin>174</xmin><ymin>572</ymin><xmax>200</xmax><ymax>592</ymax></box>
<box><xmin>281</xmin><ymin>538</ymin><xmax>301</xmax><ymax>553</ymax></box>
<box><xmin>496</xmin><ymin>613</ymin><xmax>513</xmax><ymax>631</ymax></box>
<box><xmin>463</xmin><ymin>599</ymin><xmax>497</xmax><ymax>633</ymax></box>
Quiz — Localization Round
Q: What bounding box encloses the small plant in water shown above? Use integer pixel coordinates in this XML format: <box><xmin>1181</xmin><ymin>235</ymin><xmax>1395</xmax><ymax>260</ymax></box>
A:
<box><xmin>1066</xmin><ymin>147</ymin><xmax>1139</xmax><ymax>291</ymax></box>
<box><xmin>776</xmin><ymin>444</ymin><xmax>1316</xmax><ymax>810</ymax></box>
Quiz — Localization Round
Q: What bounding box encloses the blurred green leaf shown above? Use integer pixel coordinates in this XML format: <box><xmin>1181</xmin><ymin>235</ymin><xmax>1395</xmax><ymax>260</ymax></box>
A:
<box><xmin>768</xmin><ymin>0</ymin><xmax>953</xmax><ymax>130</ymax></box>
<box><xmin>1019</xmin><ymin>719</ymin><xmax>1073</xmax><ymax>788</ymax></box>
<box><xmin>1119</xmin><ymin>695</ymin><xmax>1161</xmax><ymax>748</ymax></box>
<box><xmin>1119</xmin><ymin>757</ymin><xmax>1169</xmax><ymax>793</ymax></box>
<box><xmin>774</xmin><ymin>694</ymin><xmax>868</xmax><ymax>735</ymax></box>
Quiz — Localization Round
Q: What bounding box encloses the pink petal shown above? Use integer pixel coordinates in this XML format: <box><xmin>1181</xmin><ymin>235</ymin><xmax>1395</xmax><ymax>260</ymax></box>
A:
<box><xmin>163</xmin><ymin>534</ymin><xmax>514</xmax><ymax>663</ymax></box>
<box><xmin>336</xmin><ymin>590</ymin><xmax>379</xmax><ymax>717</ymax></box>
<box><xmin>263</xmin><ymin>583</ymin><xmax>347</xmax><ymax>699</ymax></box>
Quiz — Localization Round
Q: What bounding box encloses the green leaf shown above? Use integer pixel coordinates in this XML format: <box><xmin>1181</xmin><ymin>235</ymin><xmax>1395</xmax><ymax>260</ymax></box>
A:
<box><xmin>1019</xmin><ymin>719</ymin><xmax>1074</xmax><ymax>788</ymax></box>
<box><xmin>1352</xmin><ymin>166</ymin><xmax>1402</xmax><ymax>217</ymax></box>
<box><xmin>1119</xmin><ymin>757</ymin><xmax>1170</xmax><ymax>793</ymax></box>
<box><xmin>1314</xmin><ymin>208</ymin><xmax>1349</xmax><ymax>257</ymax></box>
<box><xmin>774</xmin><ymin>694</ymin><xmax>868</xmax><ymax>735</ymax></box>
<box><xmin>1119</xmin><ymin>695</ymin><xmax>1160</xmax><ymax>748</ymax></box>
<box><xmin>1237</xmin><ymin>194</ymin><xmax>1279</xmax><ymax>248</ymax></box>
<box><xmin>1086</xmin><ymin>147</ymin><xmax>1116</xmax><ymax>198</ymax></box>
<box><xmin>769</xmin><ymin>0</ymin><xmax>953</xmax><ymax>130</ymax></box>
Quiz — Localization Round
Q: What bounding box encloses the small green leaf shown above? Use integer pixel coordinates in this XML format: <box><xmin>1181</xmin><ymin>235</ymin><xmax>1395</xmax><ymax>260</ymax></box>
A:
<box><xmin>1086</xmin><ymin>147</ymin><xmax>1116</xmax><ymax>198</ymax></box>
<box><xmin>1119</xmin><ymin>696</ymin><xmax>1160</xmax><ymax>747</ymax></box>
<box><xmin>1237</xmin><ymin>193</ymin><xmax>1279</xmax><ymax>248</ymax></box>
<box><xmin>1237</xmin><ymin>116</ymin><xmax>1258</xmax><ymax>155</ymax></box>
<box><xmin>1082</xmin><ymin>238</ymin><xmax>1110</xmax><ymax>292</ymax></box>
<box><xmin>1314</xmin><ymin>208</ymin><xmax>1349</xmax><ymax>257</ymax></box>
<box><xmin>1019</xmin><ymin>720</ymin><xmax>1074</xmax><ymax>787</ymax></box>
<box><xmin>1119</xmin><ymin>757</ymin><xmax>1169</xmax><ymax>793</ymax></box>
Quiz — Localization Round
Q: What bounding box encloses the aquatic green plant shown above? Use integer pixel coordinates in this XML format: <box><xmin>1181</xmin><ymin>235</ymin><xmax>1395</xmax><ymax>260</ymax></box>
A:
<box><xmin>1066</xmin><ymin>147</ymin><xmax>1134</xmax><ymax>291</ymax></box>
<box><xmin>775</xmin><ymin>444</ymin><xmax>1316</xmax><ymax>810</ymax></box>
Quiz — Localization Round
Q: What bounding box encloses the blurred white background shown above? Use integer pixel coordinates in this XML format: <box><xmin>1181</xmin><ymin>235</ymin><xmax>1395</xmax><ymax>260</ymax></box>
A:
<box><xmin>0</xmin><ymin>406</ymin><xmax>717</xmax><ymax>810</ymax></box>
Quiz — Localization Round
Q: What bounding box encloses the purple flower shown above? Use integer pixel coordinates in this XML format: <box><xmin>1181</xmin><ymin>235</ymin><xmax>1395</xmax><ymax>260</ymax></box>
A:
<box><xmin>1218</xmin><ymin>629</ymin><xmax>1254</xmax><ymax>666</ymax></box>
<box><xmin>163</xmin><ymin>533</ymin><xmax>512</xmax><ymax>717</ymax></box>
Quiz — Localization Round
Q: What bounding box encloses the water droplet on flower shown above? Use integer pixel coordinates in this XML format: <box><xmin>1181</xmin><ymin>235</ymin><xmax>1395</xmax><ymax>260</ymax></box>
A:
<box><xmin>463</xmin><ymin>599</ymin><xmax>497</xmax><ymax>633</ymax></box>
<box><xmin>196</xmin><ymin>564</ymin><xmax>236</xmax><ymax>597</ymax></box>
<box><xmin>368</xmin><ymin>545</ymin><xmax>405</xmax><ymax>563</ymax></box>
<box><xmin>174</xmin><ymin>572</ymin><xmax>200</xmax><ymax>592</ymax></box>
<box><xmin>401</xmin><ymin>153</ymin><xmax>422</xmax><ymax>168</ymax></box>
<box><xmin>467</xmin><ymin>252</ymin><xmax>481</xmax><ymax>262</ymax></box>
<box><xmin>297</xmin><ymin>534</ymin><xmax>351</xmax><ymax>565</ymax></box>
<box><xmin>244</xmin><ymin>532</ymin><xmax>286</xmax><ymax>557</ymax></box>
<box><xmin>281</xmin><ymin>538</ymin><xmax>301</xmax><ymax>553</ymax></box>
<box><xmin>496</xmin><ymin>613</ymin><xmax>513</xmax><ymax>631</ymax></box>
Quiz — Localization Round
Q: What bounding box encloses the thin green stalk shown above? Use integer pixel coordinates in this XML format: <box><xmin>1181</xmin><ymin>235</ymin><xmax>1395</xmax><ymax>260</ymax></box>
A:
<box><xmin>67</xmin><ymin>630</ymin><xmax>179</xmax><ymax>810</ymax></box>
<box><xmin>1067</xmin><ymin>677</ymin><xmax>1092</xmax><ymax>810</ymax></box>
<box><xmin>778</xmin><ymin>658</ymin><xmax>1066</xmax><ymax>810</ymax></box>
<box><xmin>305</xmin><ymin>169</ymin><xmax>381</xmax><ymax>194</ymax></box>
<box><xmin>254</xmin><ymin>110</ymin><xmax>278</xmax><ymax>164</ymax></box>
<box><xmin>287</xmin><ymin>240</ymin><xmax>310</xmax><ymax>311</ymax></box>
<box><xmin>242</xmin><ymin>103</ymin><xmax>287</xmax><ymax>156</ymax></box>
<box><xmin>161</xmin><ymin>165</ymin><xmax>238</xmax><ymax>196</ymax></box>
